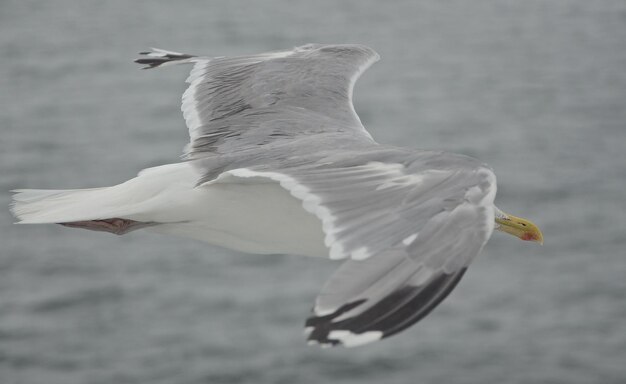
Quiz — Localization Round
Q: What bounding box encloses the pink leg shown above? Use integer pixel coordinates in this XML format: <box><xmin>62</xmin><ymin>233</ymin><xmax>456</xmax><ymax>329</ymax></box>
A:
<box><xmin>59</xmin><ymin>218</ymin><xmax>155</xmax><ymax>235</ymax></box>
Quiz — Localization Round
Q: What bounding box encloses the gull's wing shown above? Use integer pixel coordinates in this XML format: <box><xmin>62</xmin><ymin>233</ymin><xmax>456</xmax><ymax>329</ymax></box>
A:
<box><xmin>219</xmin><ymin>152</ymin><xmax>498</xmax><ymax>347</ymax></box>
<box><xmin>135</xmin><ymin>44</ymin><xmax>379</xmax><ymax>157</ymax></box>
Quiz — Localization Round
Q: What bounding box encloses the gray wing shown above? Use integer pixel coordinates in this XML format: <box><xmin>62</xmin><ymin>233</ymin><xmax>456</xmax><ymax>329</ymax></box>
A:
<box><xmin>219</xmin><ymin>152</ymin><xmax>498</xmax><ymax>347</ymax></box>
<box><xmin>135</xmin><ymin>44</ymin><xmax>379</xmax><ymax>157</ymax></box>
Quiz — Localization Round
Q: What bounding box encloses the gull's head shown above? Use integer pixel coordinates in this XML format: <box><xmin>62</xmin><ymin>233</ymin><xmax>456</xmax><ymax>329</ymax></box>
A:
<box><xmin>494</xmin><ymin>207</ymin><xmax>543</xmax><ymax>244</ymax></box>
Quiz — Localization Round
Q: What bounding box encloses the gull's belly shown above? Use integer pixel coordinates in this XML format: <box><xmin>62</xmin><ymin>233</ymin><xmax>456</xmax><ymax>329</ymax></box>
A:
<box><xmin>145</xmin><ymin>177</ymin><xmax>328</xmax><ymax>257</ymax></box>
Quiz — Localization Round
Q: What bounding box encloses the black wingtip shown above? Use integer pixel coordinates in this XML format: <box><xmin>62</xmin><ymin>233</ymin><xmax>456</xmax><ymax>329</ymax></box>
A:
<box><xmin>305</xmin><ymin>268</ymin><xmax>468</xmax><ymax>347</ymax></box>
<box><xmin>134</xmin><ymin>58</ymin><xmax>168</xmax><ymax>69</ymax></box>
<box><xmin>134</xmin><ymin>49</ymin><xmax>196</xmax><ymax>69</ymax></box>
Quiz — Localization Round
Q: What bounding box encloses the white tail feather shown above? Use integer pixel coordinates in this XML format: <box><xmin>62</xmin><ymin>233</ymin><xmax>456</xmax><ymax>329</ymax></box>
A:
<box><xmin>11</xmin><ymin>188</ymin><xmax>133</xmax><ymax>224</ymax></box>
<box><xmin>10</xmin><ymin>163</ymin><xmax>198</xmax><ymax>225</ymax></box>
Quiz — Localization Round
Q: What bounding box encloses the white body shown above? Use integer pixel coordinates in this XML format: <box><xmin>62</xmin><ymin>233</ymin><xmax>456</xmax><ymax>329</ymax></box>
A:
<box><xmin>12</xmin><ymin>163</ymin><xmax>328</xmax><ymax>258</ymax></box>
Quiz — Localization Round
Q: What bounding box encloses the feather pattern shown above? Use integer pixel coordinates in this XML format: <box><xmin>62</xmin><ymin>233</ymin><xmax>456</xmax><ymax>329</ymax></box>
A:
<box><xmin>221</xmin><ymin>151</ymin><xmax>496</xmax><ymax>347</ymax></box>
<box><xmin>136</xmin><ymin>44</ymin><xmax>379</xmax><ymax>157</ymax></box>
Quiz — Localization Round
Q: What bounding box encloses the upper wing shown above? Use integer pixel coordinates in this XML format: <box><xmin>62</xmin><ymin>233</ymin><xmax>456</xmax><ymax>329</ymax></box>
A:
<box><xmin>135</xmin><ymin>44</ymin><xmax>379</xmax><ymax>157</ymax></box>
<box><xmin>220</xmin><ymin>152</ymin><xmax>498</xmax><ymax>347</ymax></box>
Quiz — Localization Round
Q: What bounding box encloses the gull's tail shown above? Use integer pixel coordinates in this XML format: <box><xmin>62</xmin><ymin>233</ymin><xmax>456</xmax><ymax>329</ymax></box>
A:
<box><xmin>10</xmin><ymin>186</ymin><xmax>159</xmax><ymax>235</ymax></box>
<box><xmin>11</xmin><ymin>187</ymin><xmax>130</xmax><ymax>225</ymax></box>
<box><xmin>10</xmin><ymin>163</ymin><xmax>197</xmax><ymax>234</ymax></box>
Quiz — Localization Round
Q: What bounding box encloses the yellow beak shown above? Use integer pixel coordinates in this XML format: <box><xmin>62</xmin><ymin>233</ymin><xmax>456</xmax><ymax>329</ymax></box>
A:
<box><xmin>495</xmin><ymin>212</ymin><xmax>543</xmax><ymax>244</ymax></box>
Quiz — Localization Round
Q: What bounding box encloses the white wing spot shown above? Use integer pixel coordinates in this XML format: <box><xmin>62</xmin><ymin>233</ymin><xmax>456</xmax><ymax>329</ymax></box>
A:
<box><xmin>313</xmin><ymin>306</ymin><xmax>339</xmax><ymax>317</ymax></box>
<box><xmin>327</xmin><ymin>330</ymin><xmax>383</xmax><ymax>347</ymax></box>
<box><xmin>366</xmin><ymin>162</ymin><xmax>449</xmax><ymax>191</ymax></box>
<box><xmin>351</xmin><ymin>246</ymin><xmax>370</xmax><ymax>260</ymax></box>
<box><xmin>402</xmin><ymin>233</ymin><xmax>418</xmax><ymax>246</ymax></box>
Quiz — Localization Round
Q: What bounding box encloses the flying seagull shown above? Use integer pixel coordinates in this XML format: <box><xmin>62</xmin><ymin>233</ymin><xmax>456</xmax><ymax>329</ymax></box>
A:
<box><xmin>11</xmin><ymin>44</ymin><xmax>542</xmax><ymax>348</ymax></box>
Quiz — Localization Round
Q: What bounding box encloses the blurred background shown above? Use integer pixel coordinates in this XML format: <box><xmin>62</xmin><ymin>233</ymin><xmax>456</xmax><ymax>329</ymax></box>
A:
<box><xmin>1</xmin><ymin>1</ymin><xmax>625</xmax><ymax>383</ymax></box>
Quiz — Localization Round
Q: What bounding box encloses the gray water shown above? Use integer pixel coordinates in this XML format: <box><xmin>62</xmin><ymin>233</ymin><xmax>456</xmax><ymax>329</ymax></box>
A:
<box><xmin>1</xmin><ymin>1</ymin><xmax>626</xmax><ymax>383</ymax></box>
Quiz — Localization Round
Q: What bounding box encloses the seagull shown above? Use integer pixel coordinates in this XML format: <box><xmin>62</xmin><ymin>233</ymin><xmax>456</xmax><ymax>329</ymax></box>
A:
<box><xmin>11</xmin><ymin>44</ymin><xmax>543</xmax><ymax>348</ymax></box>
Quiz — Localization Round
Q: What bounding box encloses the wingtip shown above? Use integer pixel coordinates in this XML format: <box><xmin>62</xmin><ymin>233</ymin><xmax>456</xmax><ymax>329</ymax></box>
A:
<box><xmin>133</xmin><ymin>49</ymin><xmax>197</xmax><ymax>69</ymax></box>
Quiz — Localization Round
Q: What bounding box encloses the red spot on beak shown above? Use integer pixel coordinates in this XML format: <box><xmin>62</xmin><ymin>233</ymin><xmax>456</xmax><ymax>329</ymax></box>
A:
<box><xmin>521</xmin><ymin>232</ymin><xmax>535</xmax><ymax>241</ymax></box>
